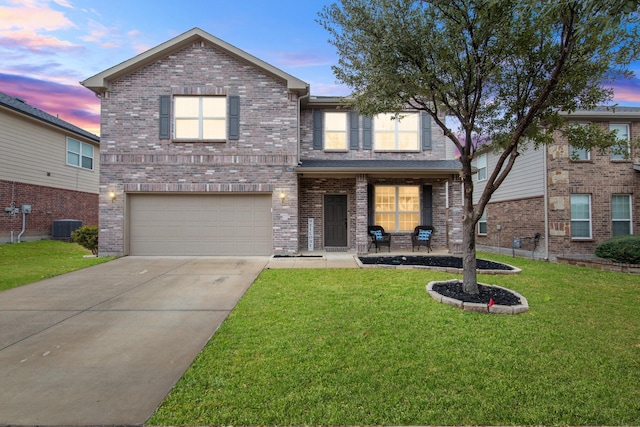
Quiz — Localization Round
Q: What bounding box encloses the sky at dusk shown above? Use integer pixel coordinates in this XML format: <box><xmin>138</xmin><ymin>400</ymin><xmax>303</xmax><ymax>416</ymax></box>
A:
<box><xmin>1</xmin><ymin>0</ymin><xmax>640</xmax><ymax>136</ymax></box>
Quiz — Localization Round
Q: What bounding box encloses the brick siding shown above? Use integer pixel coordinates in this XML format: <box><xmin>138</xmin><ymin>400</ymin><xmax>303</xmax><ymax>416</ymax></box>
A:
<box><xmin>97</xmin><ymin>41</ymin><xmax>299</xmax><ymax>255</ymax></box>
<box><xmin>1</xmin><ymin>180</ymin><xmax>98</xmax><ymax>242</ymax></box>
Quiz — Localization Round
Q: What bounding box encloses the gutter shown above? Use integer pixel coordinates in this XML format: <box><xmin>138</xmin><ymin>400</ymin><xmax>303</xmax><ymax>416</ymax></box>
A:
<box><xmin>543</xmin><ymin>144</ymin><xmax>549</xmax><ymax>260</ymax></box>
<box><xmin>297</xmin><ymin>86</ymin><xmax>310</xmax><ymax>165</ymax></box>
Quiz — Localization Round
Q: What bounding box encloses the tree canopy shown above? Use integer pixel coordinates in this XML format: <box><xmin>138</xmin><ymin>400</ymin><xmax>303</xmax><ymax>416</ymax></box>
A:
<box><xmin>319</xmin><ymin>0</ymin><xmax>640</xmax><ymax>293</ymax></box>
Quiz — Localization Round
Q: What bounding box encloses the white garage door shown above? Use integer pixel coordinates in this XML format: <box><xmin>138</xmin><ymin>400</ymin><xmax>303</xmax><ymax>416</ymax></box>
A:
<box><xmin>129</xmin><ymin>194</ymin><xmax>272</xmax><ymax>255</ymax></box>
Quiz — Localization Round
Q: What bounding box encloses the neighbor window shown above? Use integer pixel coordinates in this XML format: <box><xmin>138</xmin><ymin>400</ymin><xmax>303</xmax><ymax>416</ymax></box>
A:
<box><xmin>571</xmin><ymin>194</ymin><xmax>592</xmax><ymax>239</ymax></box>
<box><xmin>374</xmin><ymin>185</ymin><xmax>420</xmax><ymax>231</ymax></box>
<box><xmin>324</xmin><ymin>112</ymin><xmax>348</xmax><ymax>150</ymax></box>
<box><xmin>477</xmin><ymin>153</ymin><xmax>487</xmax><ymax>181</ymax></box>
<box><xmin>174</xmin><ymin>96</ymin><xmax>226</xmax><ymax>140</ymax></box>
<box><xmin>612</xmin><ymin>194</ymin><xmax>632</xmax><ymax>236</ymax></box>
<box><xmin>569</xmin><ymin>145</ymin><xmax>590</xmax><ymax>161</ymax></box>
<box><xmin>478</xmin><ymin>210</ymin><xmax>487</xmax><ymax>235</ymax></box>
<box><xmin>374</xmin><ymin>113</ymin><xmax>419</xmax><ymax>151</ymax></box>
<box><xmin>610</xmin><ymin>123</ymin><xmax>630</xmax><ymax>160</ymax></box>
<box><xmin>66</xmin><ymin>137</ymin><xmax>94</xmax><ymax>170</ymax></box>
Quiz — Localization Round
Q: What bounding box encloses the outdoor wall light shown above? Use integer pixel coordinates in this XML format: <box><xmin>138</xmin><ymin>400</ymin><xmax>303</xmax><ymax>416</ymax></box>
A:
<box><xmin>108</xmin><ymin>191</ymin><xmax>117</xmax><ymax>202</ymax></box>
<box><xmin>279</xmin><ymin>191</ymin><xmax>286</xmax><ymax>202</ymax></box>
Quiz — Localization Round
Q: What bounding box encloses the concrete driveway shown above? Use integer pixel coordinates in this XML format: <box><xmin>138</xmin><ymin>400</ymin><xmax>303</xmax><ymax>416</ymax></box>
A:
<box><xmin>0</xmin><ymin>256</ymin><xmax>268</xmax><ymax>426</ymax></box>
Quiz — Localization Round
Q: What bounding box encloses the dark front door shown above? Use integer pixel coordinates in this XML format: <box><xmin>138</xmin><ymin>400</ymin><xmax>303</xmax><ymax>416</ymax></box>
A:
<box><xmin>324</xmin><ymin>195</ymin><xmax>348</xmax><ymax>247</ymax></box>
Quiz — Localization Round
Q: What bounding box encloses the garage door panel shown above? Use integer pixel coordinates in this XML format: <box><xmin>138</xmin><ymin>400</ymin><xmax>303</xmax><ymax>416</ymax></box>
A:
<box><xmin>129</xmin><ymin>194</ymin><xmax>273</xmax><ymax>255</ymax></box>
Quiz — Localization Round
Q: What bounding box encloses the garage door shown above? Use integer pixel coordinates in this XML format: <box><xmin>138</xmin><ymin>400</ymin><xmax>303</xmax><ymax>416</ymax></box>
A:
<box><xmin>129</xmin><ymin>194</ymin><xmax>272</xmax><ymax>255</ymax></box>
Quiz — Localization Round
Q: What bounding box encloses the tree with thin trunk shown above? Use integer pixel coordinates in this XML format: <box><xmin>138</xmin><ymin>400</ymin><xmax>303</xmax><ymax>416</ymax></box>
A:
<box><xmin>319</xmin><ymin>0</ymin><xmax>640</xmax><ymax>293</ymax></box>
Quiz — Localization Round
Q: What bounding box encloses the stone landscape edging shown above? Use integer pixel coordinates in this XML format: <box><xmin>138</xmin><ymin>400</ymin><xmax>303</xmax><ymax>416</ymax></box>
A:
<box><xmin>427</xmin><ymin>279</ymin><xmax>529</xmax><ymax>315</ymax></box>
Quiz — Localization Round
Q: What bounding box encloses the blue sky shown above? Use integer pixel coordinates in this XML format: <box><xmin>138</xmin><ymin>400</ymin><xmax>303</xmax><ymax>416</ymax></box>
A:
<box><xmin>1</xmin><ymin>0</ymin><xmax>639</xmax><ymax>136</ymax></box>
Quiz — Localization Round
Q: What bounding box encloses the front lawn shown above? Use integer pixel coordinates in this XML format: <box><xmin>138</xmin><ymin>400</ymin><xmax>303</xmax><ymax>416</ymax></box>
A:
<box><xmin>0</xmin><ymin>240</ymin><xmax>114</xmax><ymax>292</ymax></box>
<box><xmin>150</xmin><ymin>253</ymin><xmax>640</xmax><ymax>426</ymax></box>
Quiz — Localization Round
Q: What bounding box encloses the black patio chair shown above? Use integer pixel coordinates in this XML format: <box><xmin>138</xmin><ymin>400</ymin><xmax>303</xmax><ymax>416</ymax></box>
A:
<box><xmin>411</xmin><ymin>225</ymin><xmax>434</xmax><ymax>252</ymax></box>
<box><xmin>368</xmin><ymin>225</ymin><xmax>391</xmax><ymax>253</ymax></box>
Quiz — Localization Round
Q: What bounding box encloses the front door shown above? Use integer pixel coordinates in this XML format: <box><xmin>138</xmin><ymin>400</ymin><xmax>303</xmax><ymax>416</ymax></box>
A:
<box><xmin>324</xmin><ymin>195</ymin><xmax>348</xmax><ymax>247</ymax></box>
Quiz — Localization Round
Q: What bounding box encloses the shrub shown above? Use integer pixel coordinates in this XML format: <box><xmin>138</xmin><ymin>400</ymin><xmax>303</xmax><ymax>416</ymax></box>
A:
<box><xmin>595</xmin><ymin>235</ymin><xmax>640</xmax><ymax>264</ymax></box>
<box><xmin>71</xmin><ymin>226</ymin><xmax>98</xmax><ymax>256</ymax></box>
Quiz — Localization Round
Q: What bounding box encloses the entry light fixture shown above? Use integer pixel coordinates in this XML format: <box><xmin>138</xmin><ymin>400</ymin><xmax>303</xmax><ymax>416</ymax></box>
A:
<box><xmin>279</xmin><ymin>191</ymin><xmax>286</xmax><ymax>202</ymax></box>
<box><xmin>108</xmin><ymin>191</ymin><xmax>117</xmax><ymax>202</ymax></box>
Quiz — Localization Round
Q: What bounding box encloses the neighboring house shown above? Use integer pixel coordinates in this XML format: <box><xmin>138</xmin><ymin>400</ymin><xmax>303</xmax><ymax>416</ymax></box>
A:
<box><xmin>473</xmin><ymin>107</ymin><xmax>640</xmax><ymax>260</ymax></box>
<box><xmin>81</xmin><ymin>27</ymin><xmax>464</xmax><ymax>256</ymax></box>
<box><xmin>0</xmin><ymin>91</ymin><xmax>100</xmax><ymax>243</ymax></box>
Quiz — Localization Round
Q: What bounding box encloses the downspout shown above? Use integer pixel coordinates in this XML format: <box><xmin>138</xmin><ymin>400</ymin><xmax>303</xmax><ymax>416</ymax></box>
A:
<box><xmin>17</xmin><ymin>208</ymin><xmax>27</xmax><ymax>243</ymax></box>
<box><xmin>543</xmin><ymin>144</ymin><xmax>549</xmax><ymax>260</ymax></box>
<box><xmin>297</xmin><ymin>86</ymin><xmax>310</xmax><ymax>165</ymax></box>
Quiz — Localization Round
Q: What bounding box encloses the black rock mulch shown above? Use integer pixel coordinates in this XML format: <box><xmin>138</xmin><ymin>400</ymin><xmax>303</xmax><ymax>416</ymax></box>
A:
<box><xmin>432</xmin><ymin>281</ymin><xmax>522</xmax><ymax>305</ymax></box>
<box><xmin>358</xmin><ymin>255</ymin><xmax>515</xmax><ymax>271</ymax></box>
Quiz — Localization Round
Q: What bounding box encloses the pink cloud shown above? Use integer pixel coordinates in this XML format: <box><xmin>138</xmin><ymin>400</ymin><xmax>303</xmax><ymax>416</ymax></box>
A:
<box><xmin>608</xmin><ymin>77</ymin><xmax>640</xmax><ymax>105</ymax></box>
<box><xmin>1</xmin><ymin>73</ymin><xmax>100</xmax><ymax>135</ymax></box>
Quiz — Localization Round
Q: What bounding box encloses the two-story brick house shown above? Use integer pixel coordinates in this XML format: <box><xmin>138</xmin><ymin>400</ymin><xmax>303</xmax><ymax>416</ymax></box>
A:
<box><xmin>82</xmin><ymin>27</ymin><xmax>463</xmax><ymax>256</ymax></box>
<box><xmin>473</xmin><ymin>107</ymin><xmax>640</xmax><ymax>260</ymax></box>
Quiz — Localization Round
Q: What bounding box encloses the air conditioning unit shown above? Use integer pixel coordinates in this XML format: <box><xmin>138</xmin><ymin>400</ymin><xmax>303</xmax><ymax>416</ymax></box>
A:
<box><xmin>52</xmin><ymin>219</ymin><xmax>83</xmax><ymax>240</ymax></box>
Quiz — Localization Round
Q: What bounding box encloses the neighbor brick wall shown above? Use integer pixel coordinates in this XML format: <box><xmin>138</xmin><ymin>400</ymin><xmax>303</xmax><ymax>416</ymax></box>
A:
<box><xmin>97</xmin><ymin>41</ymin><xmax>300</xmax><ymax>255</ymax></box>
<box><xmin>475</xmin><ymin>196</ymin><xmax>545</xmax><ymax>257</ymax></box>
<box><xmin>546</xmin><ymin>121</ymin><xmax>640</xmax><ymax>257</ymax></box>
<box><xmin>0</xmin><ymin>180</ymin><xmax>98</xmax><ymax>242</ymax></box>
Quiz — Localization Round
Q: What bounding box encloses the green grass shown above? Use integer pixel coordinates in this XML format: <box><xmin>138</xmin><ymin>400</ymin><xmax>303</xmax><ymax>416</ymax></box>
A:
<box><xmin>0</xmin><ymin>240</ymin><xmax>114</xmax><ymax>292</ymax></box>
<box><xmin>150</xmin><ymin>253</ymin><xmax>640</xmax><ymax>426</ymax></box>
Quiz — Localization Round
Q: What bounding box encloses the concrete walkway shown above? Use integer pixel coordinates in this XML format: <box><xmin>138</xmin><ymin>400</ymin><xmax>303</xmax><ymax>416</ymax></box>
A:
<box><xmin>0</xmin><ymin>256</ymin><xmax>268</xmax><ymax>426</ymax></box>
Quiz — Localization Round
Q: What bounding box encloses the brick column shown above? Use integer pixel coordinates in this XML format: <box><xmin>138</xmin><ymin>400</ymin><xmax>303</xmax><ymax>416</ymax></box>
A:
<box><xmin>356</xmin><ymin>174</ymin><xmax>369</xmax><ymax>254</ymax></box>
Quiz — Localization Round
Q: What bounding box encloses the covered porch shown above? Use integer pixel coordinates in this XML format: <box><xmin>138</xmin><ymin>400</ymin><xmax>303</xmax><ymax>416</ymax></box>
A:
<box><xmin>296</xmin><ymin>159</ymin><xmax>464</xmax><ymax>255</ymax></box>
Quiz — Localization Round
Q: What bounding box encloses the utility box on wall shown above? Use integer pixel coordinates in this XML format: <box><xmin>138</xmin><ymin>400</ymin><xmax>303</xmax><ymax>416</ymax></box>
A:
<box><xmin>52</xmin><ymin>219</ymin><xmax>82</xmax><ymax>240</ymax></box>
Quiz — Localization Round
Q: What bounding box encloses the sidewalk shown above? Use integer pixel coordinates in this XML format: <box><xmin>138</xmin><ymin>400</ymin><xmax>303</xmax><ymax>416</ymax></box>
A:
<box><xmin>265</xmin><ymin>249</ymin><xmax>451</xmax><ymax>269</ymax></box>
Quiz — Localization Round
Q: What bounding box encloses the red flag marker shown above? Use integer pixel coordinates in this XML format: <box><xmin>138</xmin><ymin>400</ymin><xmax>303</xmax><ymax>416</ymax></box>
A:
<box><xmin>488</xmin><ymin>298</ymin><xmax>495</xmax><ymax>308</ymax></box>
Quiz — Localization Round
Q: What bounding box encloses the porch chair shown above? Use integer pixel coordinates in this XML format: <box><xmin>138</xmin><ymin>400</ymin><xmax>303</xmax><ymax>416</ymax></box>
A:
<box><xmin>368</xmin><ymin>225</ymin><xmax>391</xmax><ymax>253</ymax></box>
<box><xmin>412</xmin><ymin>225</ymin><xmax>434</xmax><ymax>252</ymax></box>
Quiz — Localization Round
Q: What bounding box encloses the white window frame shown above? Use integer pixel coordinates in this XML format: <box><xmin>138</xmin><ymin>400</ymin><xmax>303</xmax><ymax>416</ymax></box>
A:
<box><xmin>373</xmin><ymin>112</ymin><xmax>419</xmax><ymax>151</ymax></box>
<box><xmin>374</xmin><ymin>185</ymin><xmax>420</xmax><ymax>232</ymax></box>
<box><xmin>66</xmin><ymin>137</ymin><xmax>94</xmax><ymax>170</ymax></box>
<box><xmin>571</xmin><ymin>194</ymin><xmax>592</xmax><ymax>239</ymax></box>
<box><xmin>612</xmin><ymin>194</ymin><xmax>632</xmax><ymax>236</ymax></box>
<box><xmin>610</xmin><ymin>123</ymin><xmax>630</xmax><ymax>161</ymax></box>
<box><xmin>174</xmin><ymin>96</ymin><xmax>226</xmax><ymax>140</ymax></box>
<box><xmin>569</xmin><ymin>122</ymin><xmax>591</xmax><ymax>161</ymax></box>
<box><xmin>478</xmin><ymin>209</ymin><xmax>487</xmax><ymax>235</ymax></box>
<box><xmin>324</xmin><ymin>112</ymin><xmax>348</xmax><ymax>150</ymax></box>
<box><xmin>477</xmin><ymin>153</ymin><xmax>487</xmax><ymax>181</ymax></box>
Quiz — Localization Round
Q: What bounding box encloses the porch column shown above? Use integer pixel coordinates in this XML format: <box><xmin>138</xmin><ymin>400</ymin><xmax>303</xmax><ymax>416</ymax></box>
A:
<box><xmin>356</xmin><ymin>174</ymin><xmax>369</xmax><ymax>254</ymax></box>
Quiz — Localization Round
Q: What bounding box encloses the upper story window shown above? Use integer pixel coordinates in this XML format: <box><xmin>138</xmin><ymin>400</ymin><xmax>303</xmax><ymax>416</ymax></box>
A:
<box><xmin>476</xmin><ymin>153</ymin><xmax>487</xmax><ymax>181</ymax></box>
<box><xmin>174</xmin><ymin>96</ymin><xmax>226</xmax><ymax>140</ymax></box>
<box><xmin>324</xmin><ymin>112</ymin><xmax>348</xmax><ymax>150</ymax></box>
<box><xmin>569</xmin><ymin>145</ymin><xmax>590</xmax><ymax>161</ymax></box>
<box><xmin>374</xmin><ymin>113</ymin><xmax>419</xmax><ymax>151</ymax></box>
<box><xmin>610</xmin><ymin>123</ymin><xmax>630</xmax><ymax>161</ymax></box>
<box><xmin>66</xmin><ymin>137</ymin><xmax>94</xmax><ymax>170</ymax></box>
<box><xmin>374</xmin><ymin>185</ymin><xmax>420</xmax><ymax>232</ymax></box>
<box><xmin>571</xmin><ymin>194</ymin><xmax>592</xmax><ymax>239</ymax></box>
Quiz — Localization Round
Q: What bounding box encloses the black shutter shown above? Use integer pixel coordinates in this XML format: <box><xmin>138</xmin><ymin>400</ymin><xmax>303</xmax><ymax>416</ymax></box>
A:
<box><xmin>422</xmin><ymin>185</ymin><xmax>433</xmax><ymax>225</ymax></box>
<box><xmin>159</xmin><ymin>95</ymin><xmax>170</xmax><ymax>140</ymax></box>
<box><xmin>363</xmin><ymin>116</ymin><xmax>372</xmax><ymax>150</ymax></box>
<box><xmin>422</xmin><ymin>112</ymin><xmax>432</xmax><ymax>150</ymax></box>
<box><xmin>349</xmin><ymin>111</ymin><xmax>359</xmax><ymax>150</ymax></box>
<box><xmin>313</xmin><ymin>110</ymin><xmax>323</xmax><ymax>150</ymax></box>
<box><xmin>228</xmin><ymin>95</ymin><xmax>240</xmax><ymax>140</ymax></box>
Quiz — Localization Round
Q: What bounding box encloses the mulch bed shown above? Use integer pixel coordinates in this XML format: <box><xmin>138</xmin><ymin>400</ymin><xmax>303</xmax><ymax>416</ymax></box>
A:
<box><xmin>358</xmin><ymin>255</ymin><xmax>515</xmax><ymax>271</ymax></box>
<box><xmin>431</xmin><ymin>281</ymin><xmax>522</xmax><ymax>305</ymax></box>
<box><xmin>359</xmin><ymin>255</ymin><xmax>521</xmax><ymax>306</ymax></box>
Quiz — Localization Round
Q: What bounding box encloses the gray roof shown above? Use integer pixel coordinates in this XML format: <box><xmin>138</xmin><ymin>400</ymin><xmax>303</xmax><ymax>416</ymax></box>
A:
<box><xmin>0</xmin><ymin>91</ymin><xmax>99</xmax><ymax>142</ymax></box>
<box><xmin>297</xmin><ymin>159</ymin><xmax>462</xmax><ymax>174</ymax></box>
<box><xmin>561</xmin><ymin>106</ymin><xmax>640</xmax><ymax>119</ymax></box>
